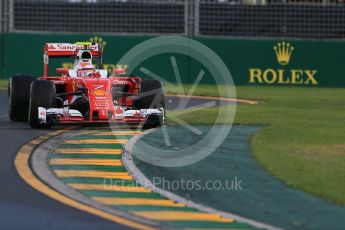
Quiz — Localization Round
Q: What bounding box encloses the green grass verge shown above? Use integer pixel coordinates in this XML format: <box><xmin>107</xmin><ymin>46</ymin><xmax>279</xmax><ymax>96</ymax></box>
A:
<box><xmin>0</xmin><ymin>79</ymin><xmax>8</xmax><ymax>89</ymax></box>
<box><xmin>166</xmin><ymin>85</ymin><xmax>345</xmax><ymax>206</ymax></box>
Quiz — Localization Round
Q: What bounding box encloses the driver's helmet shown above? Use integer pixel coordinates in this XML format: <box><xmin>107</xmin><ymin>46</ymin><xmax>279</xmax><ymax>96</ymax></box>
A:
<box><xmin>77</xmin><ymin>64</ymin><xmax>95</xmax><ymax>77</ymax></box>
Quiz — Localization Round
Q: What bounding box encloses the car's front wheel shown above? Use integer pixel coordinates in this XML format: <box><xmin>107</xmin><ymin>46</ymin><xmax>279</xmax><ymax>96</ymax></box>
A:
<box><xmin>135</xmin><ymin>79</ymin><xmax>165</xmax><ymax>110</ymax></box>
<box><xmin>134</xmin><ymin>79</ymin><xmax>165</xmax><ymax>129</ymax></box>
<box><xmin>28</xmin><ymin>80</ymin><xmax>56</xmax><ymax>128</ymax></box>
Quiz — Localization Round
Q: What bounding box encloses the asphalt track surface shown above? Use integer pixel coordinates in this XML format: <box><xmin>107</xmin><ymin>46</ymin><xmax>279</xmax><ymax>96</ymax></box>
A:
<box><xmin>0</xmin><ymin>89</ymin><xmax>234</xmax><ymax>230</ymax></box>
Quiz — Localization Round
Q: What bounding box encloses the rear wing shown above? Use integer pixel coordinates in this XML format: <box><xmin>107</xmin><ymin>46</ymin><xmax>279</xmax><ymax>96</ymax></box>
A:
<box><xmin>44</xmin><ymin>42</ymin><xmax>102</xmax><ymax>57</ymax></box>
<box><xmin>43</xmin><ymin>42</ymin><xmax>103</xmax><ymax>78</ymax></box>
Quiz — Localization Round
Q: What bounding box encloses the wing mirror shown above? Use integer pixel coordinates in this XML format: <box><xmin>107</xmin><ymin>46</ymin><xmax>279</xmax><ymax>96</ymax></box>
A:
<box><xmin>56</xmin><ymin>68</ymin><xmax>69</xmax><ymax>75</ymax></box>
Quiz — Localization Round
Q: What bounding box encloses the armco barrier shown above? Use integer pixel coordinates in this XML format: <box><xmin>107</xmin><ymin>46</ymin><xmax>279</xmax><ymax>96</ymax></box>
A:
<box><xmin>1</xmin><ymin>33</ymin><xmax>345</xmax><ymax>87</ymax></box>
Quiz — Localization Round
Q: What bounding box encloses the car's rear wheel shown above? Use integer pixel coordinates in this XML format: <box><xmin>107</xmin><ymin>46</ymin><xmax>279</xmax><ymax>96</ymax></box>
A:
<box><xmin>134</xmin><ymin>79</ymin><xmax>165</xmax><ymax>129</ymax></box>
<box><xmin>29</xmin><ymin>80</ymin><xmax>56</xmax><ymax>128</ymax></box>
<box><xmin>8</xmin><ymin>74</ymin><xmax>35</xmax><ymax>122</ymax></box>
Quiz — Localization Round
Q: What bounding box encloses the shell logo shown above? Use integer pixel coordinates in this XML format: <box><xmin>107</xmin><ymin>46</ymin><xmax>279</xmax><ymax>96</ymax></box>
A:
<box><xmin>115</xmin><ymin>106</ymin><xmax>123</xmax><ymax>114</ymax></box>
<box><xmin>93</xmin><ymin>89</ymin><xmax>106</xmax><ymax>97</ymax></box>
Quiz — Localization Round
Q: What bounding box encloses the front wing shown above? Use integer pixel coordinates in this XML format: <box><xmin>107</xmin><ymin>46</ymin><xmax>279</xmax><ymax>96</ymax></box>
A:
<box><xmin>37</xmin><ymin>107</ymin><xmax>164</xmax><ymax>126</ymax></box>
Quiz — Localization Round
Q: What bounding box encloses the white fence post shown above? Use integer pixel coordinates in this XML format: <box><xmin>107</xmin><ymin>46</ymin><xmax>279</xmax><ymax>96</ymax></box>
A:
<box><xmin>194</xmin><ymin>0</ymin><xmax>200</xmax><ymax>37</ymax></box>
<box><xmin>8</xmin><ymin>0</ymin><xmax>14</xmax><ymax>32</ymax></box>
<box><xmin>0</xmin><ymin>0</ymin><xmax>3</xmax><ymax>33</ymax></box>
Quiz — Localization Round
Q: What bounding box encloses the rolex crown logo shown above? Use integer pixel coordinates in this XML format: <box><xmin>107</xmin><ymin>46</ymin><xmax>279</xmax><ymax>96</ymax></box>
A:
<box><xmin>273</xmin><ymin>42</ymin><xmax>294</xmax><ymax>66</ymax></box>
<box><xmin>89</xmin><ymin>36</ymin><xmax>107</xmax><ymax>48</ymax></box>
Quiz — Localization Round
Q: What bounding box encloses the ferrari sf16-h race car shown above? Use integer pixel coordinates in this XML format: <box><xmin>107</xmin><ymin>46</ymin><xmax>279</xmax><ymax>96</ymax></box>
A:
<box><xmin>8</xmin><ymin>42</ymin><xmax>165</xmax><ymax>128</ymax></box>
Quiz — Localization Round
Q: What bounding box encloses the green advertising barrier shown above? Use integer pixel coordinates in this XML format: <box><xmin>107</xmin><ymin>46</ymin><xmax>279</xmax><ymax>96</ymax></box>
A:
<box><xmin>199</xmin><ymin>38</ymin><xmax>345</xmax><ymax>87</ymax></box>
<box><xmin>1</xmin><ymin>33</ymin><xmax>345</xmax><ymax>87</ymax></box>
<box><xmin>0</xmin><ymin>34</ymin><xmax>3</xmax><ymax>78</ymax></box>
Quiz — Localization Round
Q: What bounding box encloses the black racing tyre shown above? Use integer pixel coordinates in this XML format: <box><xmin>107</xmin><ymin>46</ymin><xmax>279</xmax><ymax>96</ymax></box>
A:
<box><xmin>8</xmin><ymin>74</ymin><xmax>35</xmax><ymax>122</ymax></box>
<box><xmin>28</xmin><ymin>80</ymin><xmax>56</xmax><ymax>128</ymax></box>
<box><xmin>142</xmin><ymin>114</ymin><xmax>164</xmax><ymax>130</ymax></box>
<box><xmin>135</xmin><ymin>79</ymin><xmax>165</xmax><ymax>109</ymax></box>
<box><xmin>134</xmin><ymin>80</ymin><xmax>165</xmax><ymax>129</ymax></box>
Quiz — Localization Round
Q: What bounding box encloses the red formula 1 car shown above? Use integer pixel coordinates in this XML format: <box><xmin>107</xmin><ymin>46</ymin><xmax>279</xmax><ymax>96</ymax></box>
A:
<box><xmin>8</xmin><ymin>42</ymin><xmax>165</xmax><ymax>128</ymax></box>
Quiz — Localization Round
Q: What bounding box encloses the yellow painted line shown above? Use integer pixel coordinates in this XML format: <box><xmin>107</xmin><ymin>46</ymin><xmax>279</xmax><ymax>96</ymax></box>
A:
<box><xmin>68</xmin><ymin>183</ymin><xmax>151</xmax><ymax>193</ymax></box>
<box><xmin>14</xmin><ymin>132</ymin><xmax>154</xmax><ymax>230</ymax></box>
<box><xmin>167</xmin><ymin>94</ymin><xmax>258</xmax><ymax>105</ymax></box>
<box><xmin>54</xmin><ymin>170</ymin><xmax>132</xmax><ymax>180</ymax></box>
<box><xmin>50</xmin><ymin>158</ymin><xmax>122</xmax><ymax>166</ymax></box>
<box><xmin>64</xmin><ymin>139</ymin><xmax>128</xmax><ymax>144</ymax></box>
<box><xmin>90</xmin><ymin>131</ymin><xmax>142</xmax><ymax>136</ymax></box>
<box><xmin>132</xmin><ymin>211</ymin><xmax>234</xmax><ymax>222</ymax></box>
<box><xmin>93</xmin><ymin>197</ymin><xmax>186</xmax><ymax>207</ymax></box>
<box><xmin>53</xmin><ymin>148</ymin><xmax>122</xmax><ymax>154</ymax></box>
